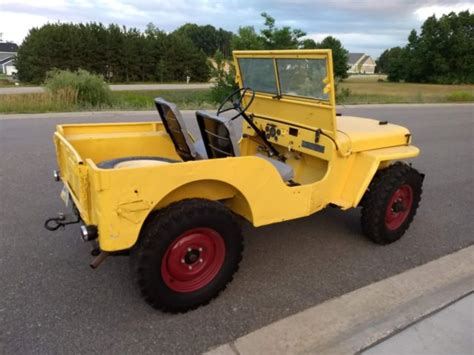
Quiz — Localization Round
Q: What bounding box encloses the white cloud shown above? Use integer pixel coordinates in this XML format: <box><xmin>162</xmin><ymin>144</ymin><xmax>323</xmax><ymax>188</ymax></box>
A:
<box><xmin>414</xmin><ymin>2</ymin><xmax>474</xmax><ymax>20</ymax></box>
<box><xmin>2</xmin><ymin>0</ymin><xmax>69</xmax><ymax>11</ymax></box>
<box><xmin>96</xmin><ymin>0</ymin><xmax>147</xmax><ymax>19</ymax></box>
<box><xmin>0</xmin><ymin>0</ymin><xmax>472</xmax><ymax>56</ymax></box>
<box><xmin>306</xmin><ymin>32</ymin><xmax>404</xmax><ymax>58</ymax></box>
<box><xmin>0</xmin><ymin>11</ymin><xmax>50</xmax><ymax>44</ymax></box>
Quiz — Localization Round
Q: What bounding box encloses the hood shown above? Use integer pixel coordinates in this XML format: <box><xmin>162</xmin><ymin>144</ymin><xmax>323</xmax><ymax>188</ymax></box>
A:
<box><xmin>336</xmin><ymin>116</ymin><xmax>411</xmax><ymax>154</ymax></box>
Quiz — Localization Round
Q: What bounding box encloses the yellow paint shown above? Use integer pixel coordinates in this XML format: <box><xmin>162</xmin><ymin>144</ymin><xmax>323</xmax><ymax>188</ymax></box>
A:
<box><xmin>52</xmin><ymin>50</ymin><xmax>420</xmax><ymax>252</ymax></box>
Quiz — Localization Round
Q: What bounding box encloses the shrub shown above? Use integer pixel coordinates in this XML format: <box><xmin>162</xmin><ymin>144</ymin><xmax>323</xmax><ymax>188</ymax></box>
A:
<box><xmin>336</xmin><ymin>86</ymin><xmax>352</xmax><ymax>101</ymax></box>
<box><xmin>209</xmin><ymin>50</ymin><xmax>238</xmax><ymax>103</ymax></box>
<box><xmin>45</xmin><ymin>69</ymin><xmax>112</xmax><ymax>107</ymax></box>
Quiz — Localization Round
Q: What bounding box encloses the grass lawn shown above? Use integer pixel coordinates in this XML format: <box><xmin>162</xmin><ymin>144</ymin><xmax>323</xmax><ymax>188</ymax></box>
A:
<box><xmin>0</xmin><ymin>89</ymin><xmax>216</xmax><ymax>114</ymax></box>
<box><xmin>339</xmin><ymin>75</ymin><xmax>474</xmax><ymax>104</ymax></box>
<box><xmin>0</xmin><ymin>78</ymin><xmax>473</xmax><ymax>113</ymax></box>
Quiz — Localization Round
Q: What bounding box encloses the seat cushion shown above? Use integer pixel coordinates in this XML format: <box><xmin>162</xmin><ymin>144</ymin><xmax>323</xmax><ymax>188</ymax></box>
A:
<box><xmin>97</xmin><ymin>156</ymin><xmax>179</xmax><ymax>169</ymax></box>
<box><xmin>256</xmin><ymin>154</ymin><xmax>294</xmax><ymax>181</ymax></box>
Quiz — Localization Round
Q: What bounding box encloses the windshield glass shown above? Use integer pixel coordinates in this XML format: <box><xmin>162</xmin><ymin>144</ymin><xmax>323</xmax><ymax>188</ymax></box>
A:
<box><xmin>276</xmin><ymin>59</ymin><xmax>328</xmax><ymax>100</ymax></box>
<box><xmin>238</xmin><ymin>58</ymin><xmax>278</xmax><ymax>94</ymax></box>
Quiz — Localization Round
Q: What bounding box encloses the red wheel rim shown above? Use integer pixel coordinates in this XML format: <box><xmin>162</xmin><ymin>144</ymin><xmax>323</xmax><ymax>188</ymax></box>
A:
<box><xmin>161</xmin><ymin>227</ymin><xmax>226</xmax><ymax>293</ymax></box>
<box><xmin>385</xmin><ymin>185</ymin><xmax>413</xmax><ymax>231</ymax></box>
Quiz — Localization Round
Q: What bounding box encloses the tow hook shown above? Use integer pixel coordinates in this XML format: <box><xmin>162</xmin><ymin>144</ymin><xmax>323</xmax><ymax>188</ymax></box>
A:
<box><xmin>44</xmin><ymin>212</ymin><xmax>80</xmax><ymax>231</ymax></box>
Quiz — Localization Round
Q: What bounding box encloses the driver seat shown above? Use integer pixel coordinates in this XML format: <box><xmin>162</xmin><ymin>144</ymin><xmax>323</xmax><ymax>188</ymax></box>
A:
<box><xmin>97</xmin><ymin>98</ymin><xmax>207</xmax><ymax>169</ymax></box>
<box><xmin>195</xmin><ymin>111</ymin><xmax>294</xmax><ymax>182</ymax></box>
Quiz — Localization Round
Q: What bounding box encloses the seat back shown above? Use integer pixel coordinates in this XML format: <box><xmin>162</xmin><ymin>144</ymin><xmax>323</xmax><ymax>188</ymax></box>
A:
<box><xmin>155</xmin><ymin>97</ymin><xmax>197</xmax><ymax>161</ymax></box>
<box><xmin>195</xmin><ymin>111</ymin><xmax>241</xmax><ymax>158</ymax></box>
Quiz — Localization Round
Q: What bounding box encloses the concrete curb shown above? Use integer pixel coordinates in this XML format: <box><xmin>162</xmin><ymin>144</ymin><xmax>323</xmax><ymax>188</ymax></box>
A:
<box><xmin>205</xmin><ymin>245</ymin><xmax>474</xmax><ymax>355</ymax></box>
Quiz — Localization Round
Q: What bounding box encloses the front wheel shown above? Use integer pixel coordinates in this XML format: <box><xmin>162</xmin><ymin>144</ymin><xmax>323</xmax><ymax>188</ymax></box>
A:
<box><xmin>361</xmin><ymin>162</ymin><xmax>424</xmax><ymax>244</ymax></box>
<box><xmin>130</xmin><ymin>199</ymin><xmax>243</xmax><ymax>313</ymax></box>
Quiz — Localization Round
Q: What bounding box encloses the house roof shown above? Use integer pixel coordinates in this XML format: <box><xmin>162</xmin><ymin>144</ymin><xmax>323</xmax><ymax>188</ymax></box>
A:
<box><xmin>0</xmin><ymin>42</ymin><xmax>19</xmax><ymax>53</ymax></box>
<box><xmin>348</xmin><ymin>53</ymin><xmax>365</xmax><ymax>65</ymax></box>
<box><xmin>0</xmin><ymin>56</ymin><xmax>15</xmax><ymax>65</ymax></box>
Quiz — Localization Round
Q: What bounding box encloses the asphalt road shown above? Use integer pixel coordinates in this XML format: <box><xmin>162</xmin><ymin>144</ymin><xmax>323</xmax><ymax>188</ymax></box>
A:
<box><xmin>0</xmin><ymin>83</ymin><xmax>212</xmax><ymax>95</ymax></box>
<box><xmin>1</xmin><ymin>104</ymin><xmax>473</xmax><ymax>354</ymax></box>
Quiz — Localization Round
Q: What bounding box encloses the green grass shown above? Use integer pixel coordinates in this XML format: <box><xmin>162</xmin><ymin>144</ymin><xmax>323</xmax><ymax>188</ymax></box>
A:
<box><xmin>112</xmin><ymin>89</ymin><xmax>216</xmax><ymax>110</ymax></box>
<box><xmin>0</xmin><ymin>80</ymin><xmax>473</xmax><ymax>114</ymax></box>
<box><xmin>0</xmin><ymin>89</ymin><xmax>216</xmax><ymax>113</ymax></box>
<box><xmin>338</xmin><ymin>75</ymin><xmax>474</xmax><ymax>104</ymax></box>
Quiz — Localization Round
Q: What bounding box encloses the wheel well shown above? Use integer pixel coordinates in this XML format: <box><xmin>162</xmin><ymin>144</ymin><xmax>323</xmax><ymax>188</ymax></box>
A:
<box><xmin>153</xmin><ymin>180</ymin><xmax>254</xmax><ymax>223</ymax></box>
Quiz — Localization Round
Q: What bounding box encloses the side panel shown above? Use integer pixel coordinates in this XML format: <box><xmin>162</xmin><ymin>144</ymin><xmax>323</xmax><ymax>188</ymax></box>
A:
<box><xmin>89</xmin><ymin>156</ymin><xmax>315</xmax><ymax>251</ymax></box>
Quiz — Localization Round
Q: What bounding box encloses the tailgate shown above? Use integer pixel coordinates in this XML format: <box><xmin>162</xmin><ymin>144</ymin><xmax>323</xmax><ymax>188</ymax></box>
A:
<box><xmin>54</xmin><ymin>132</ymin><xmax>91</xmax><ymax>222</ymax></box>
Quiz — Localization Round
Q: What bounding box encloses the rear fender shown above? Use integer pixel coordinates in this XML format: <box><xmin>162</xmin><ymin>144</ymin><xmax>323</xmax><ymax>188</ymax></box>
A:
<box><xmin>154</xmin><ymin>179</ymin><xmax>253</xmax><ymax>222</ymax></box>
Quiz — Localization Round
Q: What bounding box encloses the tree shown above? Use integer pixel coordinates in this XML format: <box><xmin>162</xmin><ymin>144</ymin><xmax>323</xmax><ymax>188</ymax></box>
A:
<box><xmin>15</xmin><ymin>22</ymin><xmax>210</xmax><ymax>83</ymax></box>
<box><xmin>260</xmin><ymin>12</ymin><xmax>306</xmax><ymax>49</ymax></box>
<box><xmin>209</xmin><ymin>49</ymin><xmax>237</xmax><ymax>102</ymax></box>
<box><xmin>173</xmin><ymin>23</ymin><xmax>233</xmax><ymax>57</ymax></box>
<box><xmin>377</xmin><ymin>47</ymin><xmax>406</xmax><ymax>82</ymax></box>
<box><xmin>231</xmin><ymin>26</ymin><xmax>263</xmax><ymax>50</ymax></box>
<box><xmin>317</xmin><ymin>36</ymin><xmax>349</xmax><ymax>79</ymax></box>
<box><xmin>300</xmin><ymin>38</ymin><xmax>318</xmax><ymax>49</ymax></box>
<box><xmin>231</xmin><ymin>14</ymin><xmax>348</xmax><ymax>79</ymax></box>
<box><xmin>381</xmin><ymin>10</ymin><xmax>474</xmax><ymax>84</ymax></box>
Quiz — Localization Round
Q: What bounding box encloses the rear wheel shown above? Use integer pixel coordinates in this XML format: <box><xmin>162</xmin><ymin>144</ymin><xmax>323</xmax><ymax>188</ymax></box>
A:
<box><xmin>130</xmin><ymin>199</ymin><xmax>243</xmax><ymax>313</ymax></box>
<box><xmin>361</xmin><ymin>162</ymin><xmax>423</xmax><ymax>244</ymax></box>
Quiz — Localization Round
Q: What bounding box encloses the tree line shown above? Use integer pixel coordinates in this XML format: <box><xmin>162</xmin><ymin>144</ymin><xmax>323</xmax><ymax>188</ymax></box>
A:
<box><xmin>377</xmin><ymin>11</ymin><xmax>473</xmax><ymax>84</ymax></box>
<box><xmin>15</xmin><ymin>13</ymin><xmax>349</xmax><ymax>84</ymax></box>
<box><xmin>16</xmin><ymin>23</ymin><xmax>219</xmax><ymax>83</ymax></box>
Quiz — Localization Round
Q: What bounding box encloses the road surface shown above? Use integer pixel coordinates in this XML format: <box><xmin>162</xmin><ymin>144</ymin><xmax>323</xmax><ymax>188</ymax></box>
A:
<box><xmin>0</xmin><ymin>83</ymin><xmax>212</xmax><ymax>95</ymax></box>
<box><xmin>0</xmin><ymin>104</ymin><xmax>473</xmax><ymax>354</ymax></box>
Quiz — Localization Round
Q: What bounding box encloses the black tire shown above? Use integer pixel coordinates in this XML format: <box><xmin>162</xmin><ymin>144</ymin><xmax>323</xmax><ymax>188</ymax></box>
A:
<box><xmin>130</xmin><ymin>198</ymin><xmax>243</xmax><ymax>313</ymax></box>
<box><xmin>361</xmin><ymin>162</ymin><xmax>424</xmax><ymax>245</ymax></box>
<box><xmin>97</xmin><ymin>156</ymin><xmax>178</xmax><ymax>169</ymax></box>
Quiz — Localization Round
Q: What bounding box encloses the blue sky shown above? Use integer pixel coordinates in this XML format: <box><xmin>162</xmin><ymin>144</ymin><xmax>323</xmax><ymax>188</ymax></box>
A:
<box><xmin>0</xmin><ymin>0</ymin><xmax>472</xmax><ymax>58</ymax></box>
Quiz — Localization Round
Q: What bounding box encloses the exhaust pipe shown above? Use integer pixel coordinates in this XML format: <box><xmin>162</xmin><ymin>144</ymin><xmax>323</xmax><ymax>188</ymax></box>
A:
<box><xmin>80</xmin><ymin>225</ymin><xmax>98</xmax><ymax>242</ymax></box>
<box><xmin>90</xmin><ymin>251</ymin><xmax>109</xmax><ymax>269</ymax></box>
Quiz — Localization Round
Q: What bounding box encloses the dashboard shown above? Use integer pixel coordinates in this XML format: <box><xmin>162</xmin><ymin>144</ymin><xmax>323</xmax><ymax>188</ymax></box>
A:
<box><xmin>242</xmin><ymin>116</ymin><xmax>334</xmax><ymax>161</ymax></box>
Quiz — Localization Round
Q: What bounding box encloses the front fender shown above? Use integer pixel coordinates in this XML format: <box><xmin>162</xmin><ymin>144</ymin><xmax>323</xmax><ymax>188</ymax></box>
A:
<box><xmin>336</xmin><ymin>145</ymin><xmax>420</xmax><ymax>209</ymax></box>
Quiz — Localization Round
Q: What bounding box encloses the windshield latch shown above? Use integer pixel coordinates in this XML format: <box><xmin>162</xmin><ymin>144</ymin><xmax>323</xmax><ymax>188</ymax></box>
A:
<box><xmin>272</xmin><ymin>94</ymin><xmax>282</xmax><ymax>100</ymax></box>
<box><xmin>315</xmin><ymin>129</ymin><xmax>322</xmax><ymax>143</ymax></box>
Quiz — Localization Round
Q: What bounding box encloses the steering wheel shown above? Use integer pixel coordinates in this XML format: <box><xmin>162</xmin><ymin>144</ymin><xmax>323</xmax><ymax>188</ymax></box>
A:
<box><xmin>216</xmin><ymin>87</ymin><xmax>255</xmax><ymax>120</ymax></box>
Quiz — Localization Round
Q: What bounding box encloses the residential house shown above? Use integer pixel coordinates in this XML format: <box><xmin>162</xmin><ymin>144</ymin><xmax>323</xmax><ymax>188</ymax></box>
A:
<box><xmin>0</xmin><ymin>42</ymin><xmax>19</xmax><ymax>76</ymax></box>
<box><xmin>347</xmin><ymin>53</ymin><xmax>376</xmax><ymax>74</ymax></box>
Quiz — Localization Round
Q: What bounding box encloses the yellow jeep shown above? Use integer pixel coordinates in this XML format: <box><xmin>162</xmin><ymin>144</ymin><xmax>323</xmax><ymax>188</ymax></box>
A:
<box><xmin>47</xmin><ymin>50</ymin><xmax>424</xmax><ymax>312</ymax></box>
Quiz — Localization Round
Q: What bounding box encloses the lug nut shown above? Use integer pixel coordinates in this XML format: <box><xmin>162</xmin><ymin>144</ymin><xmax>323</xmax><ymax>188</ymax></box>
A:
<box><xmin>187</xmin><ymin>247</ymin><xmax>192</xmax><ymax>252</ymax></box>
<box><xmin>199</xmin><ymin>258</ymin><xmax>203</xmax><ymax>263</ymax></box>
<box><xmin>188</xmin><ymin>265</ymin><xmax>193</xmax><ymax>270</ymax></box>
<box><xmin>181</xmin><ymin>259</ymin><xmax>185</xmax><ymax>264</ymax></box>
<box><xmin>198</xmin><ymin>247</ymin><xmax>203</xmax><ymax>252</ymax></box>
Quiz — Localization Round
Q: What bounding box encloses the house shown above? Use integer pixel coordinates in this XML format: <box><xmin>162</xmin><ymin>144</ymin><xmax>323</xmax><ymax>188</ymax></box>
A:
<box><xmin>347</xmin><ymin>53</ymin><xmax>376</xmax><ymax>74</ymax></box>
<box><xmin>0</xmin><ymin>42</ymin><xmax>19</xmax><ymax>76</ymax></box>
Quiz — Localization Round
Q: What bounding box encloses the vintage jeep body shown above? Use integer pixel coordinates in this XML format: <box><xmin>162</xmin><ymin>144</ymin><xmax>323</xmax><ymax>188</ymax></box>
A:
<box><xmin>49</xmin><ymin>50</ymin><xmax>423</xmax><ymax>312</ymax></box>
